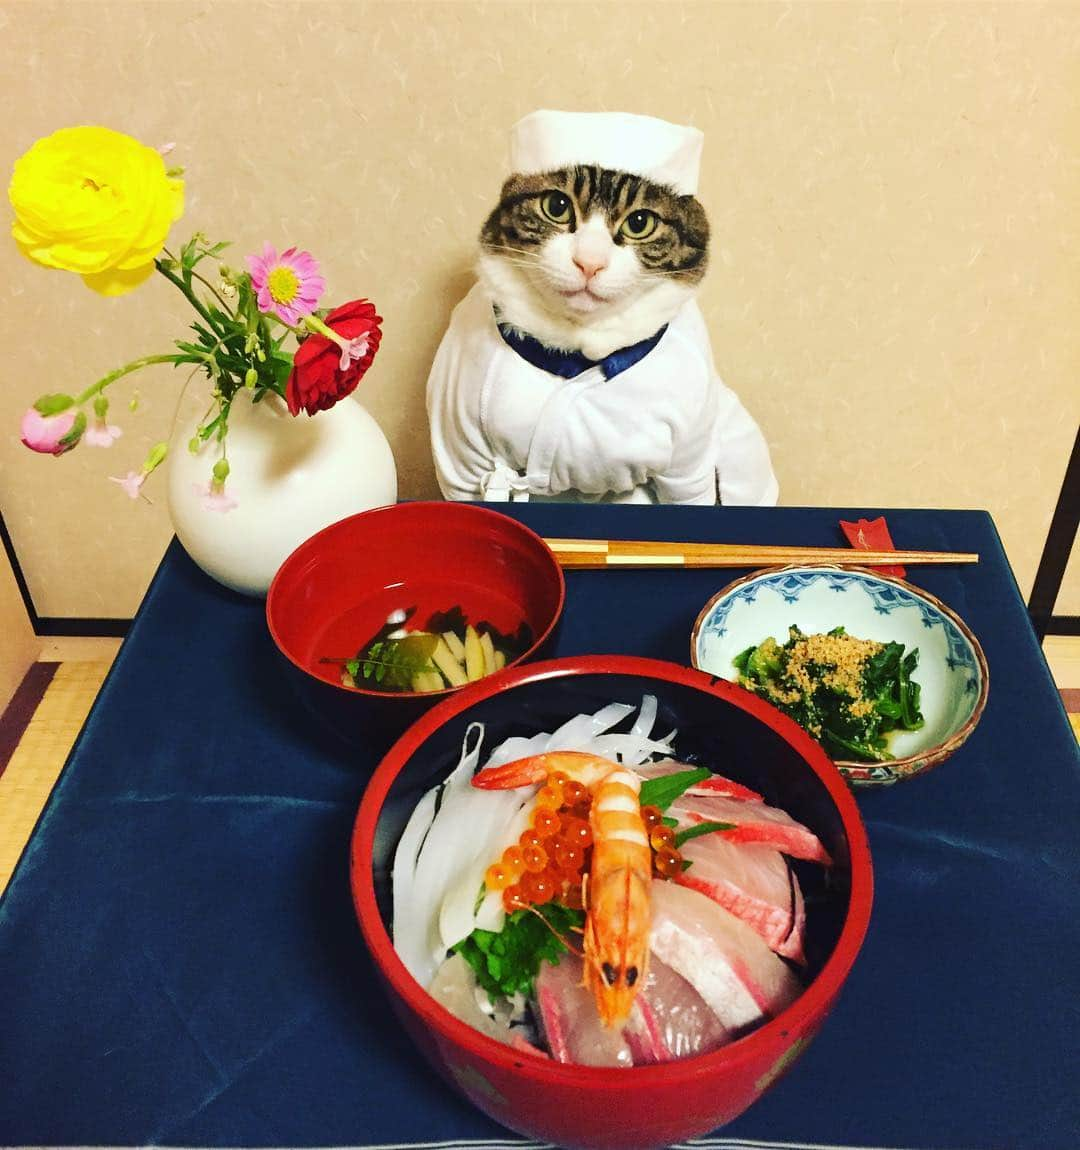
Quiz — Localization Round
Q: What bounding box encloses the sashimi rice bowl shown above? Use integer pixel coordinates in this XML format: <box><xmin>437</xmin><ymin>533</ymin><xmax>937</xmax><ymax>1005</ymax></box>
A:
<box><xmin>351</xmin><ymin>657</ymin><xmax>873</xmax><ymax>1150</ymax></box>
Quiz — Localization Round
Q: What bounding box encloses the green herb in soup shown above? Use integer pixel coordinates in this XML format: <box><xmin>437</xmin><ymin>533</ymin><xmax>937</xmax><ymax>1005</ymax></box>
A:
<box><xmin>332</xmin><ymin>607</ymin><xmax>532</xmax><ymax>693</ymax></box>
<box><xmin>734</xmin><ymin>625</ymin><xmax>924</xmax><ymax>762</ymax></box>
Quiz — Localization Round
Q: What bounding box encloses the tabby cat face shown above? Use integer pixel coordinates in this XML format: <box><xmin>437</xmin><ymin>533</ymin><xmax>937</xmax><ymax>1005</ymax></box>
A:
<box><xmin>480</xmin><ymin>166</ymin><xmax>709</xmax><ymax>321</ymax></box>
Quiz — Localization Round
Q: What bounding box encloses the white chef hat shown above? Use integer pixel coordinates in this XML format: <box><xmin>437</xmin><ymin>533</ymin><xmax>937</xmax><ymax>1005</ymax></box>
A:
<box><xmin>509</xmin><ymin>109</ymin><xmax>704</xmax><ymax>197</ymax></box>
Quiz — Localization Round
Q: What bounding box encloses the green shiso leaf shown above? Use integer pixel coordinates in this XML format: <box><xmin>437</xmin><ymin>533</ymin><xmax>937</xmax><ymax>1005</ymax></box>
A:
<box><xmin>673</xmin><ymin>820</ymin><xmax>737</xmax><ymax>848</ymax></box>
<box><xmin>638</xmin><ymin>767</ymin><xmax>711</xmax><ymax>812</ymax></box>
<box><xmin>451</xmin><ymin>903</ymin><xmax>585</xmax><ymax>1003</ymax></box>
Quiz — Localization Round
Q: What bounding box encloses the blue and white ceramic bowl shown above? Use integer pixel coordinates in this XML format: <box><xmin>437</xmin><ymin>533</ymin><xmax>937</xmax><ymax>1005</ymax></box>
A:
<box><xmin>690</xmin><ymin>565</ymin><xmax>989</xmax><ymax>787</ymax></box>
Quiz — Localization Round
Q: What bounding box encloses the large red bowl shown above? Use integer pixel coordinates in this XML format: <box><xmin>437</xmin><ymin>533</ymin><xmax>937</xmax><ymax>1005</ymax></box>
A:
<box><xmin>351</xmin><ymin>655</ymin><xmax>873</xmax><ymax>1150</ymax></box>
<box><xmin>266</xmin><ymin>502</ymin><xmax>565</xmax><ymax>748</ymax></box>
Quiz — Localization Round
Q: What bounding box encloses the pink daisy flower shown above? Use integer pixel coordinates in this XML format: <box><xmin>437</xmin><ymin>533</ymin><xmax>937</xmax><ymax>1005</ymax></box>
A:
<box><xmin>246</xmin><ymin>244</ymin><xmax>325</xmax><ymax>325</ymax></box>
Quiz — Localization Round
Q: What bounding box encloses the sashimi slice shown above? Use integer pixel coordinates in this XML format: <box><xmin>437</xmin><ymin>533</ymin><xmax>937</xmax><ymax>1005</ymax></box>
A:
<box><xmin>428</xmin><ymin>954</ymin><xmax>546</xmax><ymax>1055</ymax></box>
<box><xmin>649</xmin><ymin>882</ymin><xmax>802</xmax><ymax>1033</ymax></box>
<box><xmin>624</xmin><ymin>955</ymin><xmax>732</xmax><ymax>1064</ymax></box>
<box><xmin>633</xmin><ymin>759</ymin><xmax>763</xmax><ymax>802</ymax></box>
<box><xmin>535</xmin><ymin>952</ymin><xmax>633</xmax><ymax>1067</ymax></box>
<box><xmin>676</xmin><ymin>835</ymin><xmax>807</xmax><ymax>964</ymax></box>
<box><xmin>670</xmin><ymin>793</ymin><xmax>832</xmax><ymax>865</ymax></box>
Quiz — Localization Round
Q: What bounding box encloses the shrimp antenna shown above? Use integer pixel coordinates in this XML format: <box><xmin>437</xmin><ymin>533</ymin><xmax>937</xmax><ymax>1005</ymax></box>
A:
<box><xmin>513</xmin><ymin>899</ymin><xmax>585</xmax><ymax>959</ymax></box>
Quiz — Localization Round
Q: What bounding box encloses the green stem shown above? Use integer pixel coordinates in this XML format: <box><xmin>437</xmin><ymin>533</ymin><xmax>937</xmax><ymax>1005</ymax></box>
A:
<box><xmin>154</xmin><ymin>258</ymin><xmax>223</xmax><ymax>334</ymax></box>
<box><xmin>74</xmin><ymin>354</ymin><xmax>180</xmax><ymax>406</ymax></box>
<box><xmin>303</xmin><ymin>313</ymin><xmax>341</xmax><ymax>343</ymax></box>
<box><xmin>188</xmin><ymin>267</ymin><xmax>234</xmax><ymax>316</ymax></box>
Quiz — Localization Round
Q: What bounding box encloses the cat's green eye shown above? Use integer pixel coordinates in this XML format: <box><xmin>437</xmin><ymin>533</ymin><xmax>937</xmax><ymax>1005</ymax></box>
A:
<box><xmin>620</xmin><ymin>210</ymin><xmax>659</xmax><ymax>240</ymax></box>
<box><xmin>540</xmin><ymin>191</ymin><xmax>573</xmax><ymax>224</ymax></box>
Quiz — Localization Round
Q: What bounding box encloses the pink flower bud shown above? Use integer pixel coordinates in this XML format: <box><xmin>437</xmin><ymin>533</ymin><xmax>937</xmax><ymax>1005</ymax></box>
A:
<box><xmin>20</xmin><ymin>407</ymin><xmax>78</xmax><ymax>455</ymax></box>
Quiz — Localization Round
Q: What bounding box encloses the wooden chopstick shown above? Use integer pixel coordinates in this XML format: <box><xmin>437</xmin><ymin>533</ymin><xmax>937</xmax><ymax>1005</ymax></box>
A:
<box><xmin>544</xmin><ymin>538</ymin><xmax>978</xmax><ymax>570</ymax></box>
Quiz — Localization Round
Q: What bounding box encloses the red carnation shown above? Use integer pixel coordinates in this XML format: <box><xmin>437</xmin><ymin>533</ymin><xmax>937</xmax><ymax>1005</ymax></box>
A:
<box><xmin>286</xmin><ymin>299</ymin><xmax>382</xmax><ymax>416</ymax></box>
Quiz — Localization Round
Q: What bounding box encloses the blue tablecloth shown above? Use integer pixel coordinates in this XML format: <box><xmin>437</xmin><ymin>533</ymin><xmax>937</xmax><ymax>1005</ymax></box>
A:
<box><xmin>2</xmin><ymin>505</ymin><xmax>1078</xmax><ymax>1150</ymax></box>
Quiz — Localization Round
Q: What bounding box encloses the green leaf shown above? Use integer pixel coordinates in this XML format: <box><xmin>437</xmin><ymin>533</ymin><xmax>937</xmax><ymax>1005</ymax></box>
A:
<box><xmin>355</xmin><ymin>632</ymin><xmax>440</xmax><ymax>692</ymax></box>
<box><xmin>673</xmin><ymin>820</ymin><xmax>737</xmax><ymax>848</ymax></box>
<box><xmin>180</xmin><ymin>235</ymin><xmax>199</xmax><ymax>271</ymax></box>
<box><xmin>344</xmin><ymin>659</ymin><xmax>360</xmax><ymax>679</ymax></box>
<box><xmin>451</xmin><ymin>903</ymin><xmax>585</xmax><ymax>1003</ymax></box>
<box><xmin>33</xmin><ymin>393</ymin><xmax>76</xmax><ymax>416</ymax></box>
<box><xmin>639</xmin><ymin>767</ymin><xmax>711</xmax><ymax>812</ymax></box>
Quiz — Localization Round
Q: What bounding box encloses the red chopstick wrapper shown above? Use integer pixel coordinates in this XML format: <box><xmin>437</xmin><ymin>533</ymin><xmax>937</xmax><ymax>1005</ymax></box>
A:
<box><xmin>839</xmin><ymin>516</ymin><xmax>906</xmax><ymax>579</ymax></box>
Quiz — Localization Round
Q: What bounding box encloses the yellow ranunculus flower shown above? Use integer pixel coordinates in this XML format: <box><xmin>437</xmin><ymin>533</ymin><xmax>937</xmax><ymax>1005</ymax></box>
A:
<box><xmin>8</xmin><ymin>126</ymin><xmax>184</xmax><ymax>296</ymax></box>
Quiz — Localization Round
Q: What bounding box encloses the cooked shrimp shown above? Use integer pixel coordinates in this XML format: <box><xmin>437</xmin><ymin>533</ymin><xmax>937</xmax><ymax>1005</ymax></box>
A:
<box><xmin>472</xmin><ymin>750</ymin><xmax>651</xmax><ymax>1028</ymax></box>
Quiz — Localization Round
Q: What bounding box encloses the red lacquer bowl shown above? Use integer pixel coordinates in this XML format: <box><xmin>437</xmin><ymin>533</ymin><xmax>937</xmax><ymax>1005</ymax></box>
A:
<box><xmin>266</xmin><ymin>502</ymin><xmax>565</xmax><ymax>749</ymax></box>
<box><xmin>351</xmin><ymin>656</ymin><xmax>873</xmax><ymax>1150</ymax></box>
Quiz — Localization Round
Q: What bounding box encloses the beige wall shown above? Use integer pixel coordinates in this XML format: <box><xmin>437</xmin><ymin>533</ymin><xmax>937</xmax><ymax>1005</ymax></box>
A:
<box><xmin>0</xmin><ymin>0</ymin><xmax>1077</xmax><ymax>620</ymax></box>
<box><xmin>0</xmin><ymin>536</ymin><xmax>39</xmax><ymax>709</ymax></box>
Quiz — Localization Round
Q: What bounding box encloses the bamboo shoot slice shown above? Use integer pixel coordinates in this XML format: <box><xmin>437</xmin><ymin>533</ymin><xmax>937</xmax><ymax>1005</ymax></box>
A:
<box><xmin>479</xmin><ymin>630</ymin><xmax>496</xmax><ymax>676</ymax></box>
<box><xmin>432</xmin><ymin>638</ymin><xmax>469</xmax><ymax>687</ymax></box>
<box><xmin>493</xmin><ymin>649</ymin><xmax>506</xmax><ymax>671</ymax></box>
<box><xmin>464</xmin><ymin>624</ymin><xmax>485</xmax><ymax>681</ymax></box>
<box><xmin>442</xmin><ymin>630</ymin><xmax>467</xmax><ymax>663</ymax></box>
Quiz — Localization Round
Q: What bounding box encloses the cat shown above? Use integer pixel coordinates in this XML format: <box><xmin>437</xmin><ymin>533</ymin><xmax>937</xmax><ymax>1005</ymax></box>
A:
<box><xmin>477</xmin><ymin>165</ymin><xmax>710</xmax><ymax>362</ymax></box>
<box><xmin>426</xmin><ymin>161</ymin><xmax>777</xmax><ymax>506</ymax></box>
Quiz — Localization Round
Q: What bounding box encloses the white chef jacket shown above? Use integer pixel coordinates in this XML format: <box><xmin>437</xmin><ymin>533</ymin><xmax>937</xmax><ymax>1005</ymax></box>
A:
<box><xmin>427</xmin><ymin>283</ymin><xmax>778</xmax><ymax>506</ymax></box>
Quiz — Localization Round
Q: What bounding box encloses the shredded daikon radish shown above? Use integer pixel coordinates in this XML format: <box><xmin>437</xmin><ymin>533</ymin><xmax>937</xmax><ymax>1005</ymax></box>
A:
<box><xmin>391</xmin><ymin>786</ymin><xmax>440</xmax><ymax>984</ymax></box>
<box><xmin>630</xmin><ymin>694</ymin><xmax>657</xmax><ymax>738</ymax></box>
<box><xmin>437</xmin><ymin>787</ymin><xmax>535</xmax><ymax>951</ymax></box>
<box><xmin>396</xmin><ymin>724</ymin><xmax>487</xmax><ymax>986</ymax></box>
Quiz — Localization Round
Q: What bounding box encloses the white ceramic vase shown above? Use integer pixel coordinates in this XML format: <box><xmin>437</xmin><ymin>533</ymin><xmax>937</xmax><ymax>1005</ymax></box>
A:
<box><xmin>166</xmin><ymin>389</ymin><xmax>397</xmax><ymax>596</ymax></box>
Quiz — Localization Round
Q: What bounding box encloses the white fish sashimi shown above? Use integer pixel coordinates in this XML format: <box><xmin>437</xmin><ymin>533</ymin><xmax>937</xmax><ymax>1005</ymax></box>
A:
<box><xmin>670</xmin><ymin>793</ymin><xmax>832</xmax><ymax>864</ymax></box>
<box><xmin>535</xmin><ymin>952</ymin><xmax>633</xmax><ymax>1067</ymax></box>
<box><xmin>649</xmin><ymin>882</ymin><xmax>802</xmax><ymax>1032</ymax></box>
<box><xmin>625</xmin><ymin>954</ymin><xmax>733</xmax><ymax>1064</ymax></box>
<box><xmin>677</xmin><ymin>835</ymin><xmax>807</xmax><ymax>963</ymax></box>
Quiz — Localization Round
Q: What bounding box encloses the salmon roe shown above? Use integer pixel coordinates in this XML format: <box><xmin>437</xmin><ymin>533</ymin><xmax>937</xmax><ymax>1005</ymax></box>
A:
<box><xmin>649</xmin><ymin>825</ymin><xmax>676</xmax><ymax>850</ymax></box>
<box><xmin>561</xmin><ymin>779</ymin><xmax>587</xmax><ymax>806</ymax></box>
<box><xmin>487</xmin><ymin>777</ymin><xmax>598</xmax><ymax>910</ymax></box>
<box><xmin>532</xmin><ymin>808</ymin><xmax>562</xmax><ymax>838</ymax></box>
<box><xmin>519</xmin><ymin>870</ymin><xmax>556</xmax><ymax>904</ymax></box>
<box><xmin>560</xmin><ymin>816</ymin><xmax>592</xmax><ymax>848</ymax></box>
<box><xmin>640</xmin><ymin>804</ymin><xmax>664</xmax><ymax>830</ymax></box>
<box><xmin>653</xmin><ymin>844</ymin><xmax>683</xmax><ymax>878</ymax></box>
<box><xmin>484</xmin><ymin>862</ymin><xmax>513</xmax><ymax>890</ymax></box>
<box><xmin>552</xmin><ymin>836</ymin><xmax>583</xmax><ymax>871</ymax></box>
<box><xmin>535</xmin><ymin>782</ymin><xmax>564</xmax><ymax>809</ymax></box>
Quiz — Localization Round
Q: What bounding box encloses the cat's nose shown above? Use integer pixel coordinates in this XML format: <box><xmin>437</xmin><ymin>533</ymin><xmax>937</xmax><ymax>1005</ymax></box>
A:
<box><xmin>573</xmin><ymin>254</ymin><xmax>608</xmax><ymax>281</ymax></box>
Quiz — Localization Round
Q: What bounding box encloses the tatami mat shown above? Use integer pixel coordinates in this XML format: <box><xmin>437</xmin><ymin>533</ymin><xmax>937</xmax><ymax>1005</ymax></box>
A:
<box><xmin>0</xmin><ymin>660</ymin><xmax>112</xmax><ymax>893</ymax></box>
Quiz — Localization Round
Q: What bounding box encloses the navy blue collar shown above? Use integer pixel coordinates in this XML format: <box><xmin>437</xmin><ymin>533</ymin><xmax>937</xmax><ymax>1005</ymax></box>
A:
<box><xmin>496</xmin><ymin>317</ymin><xmax>667</xmax><ymax>381</ymax></box>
